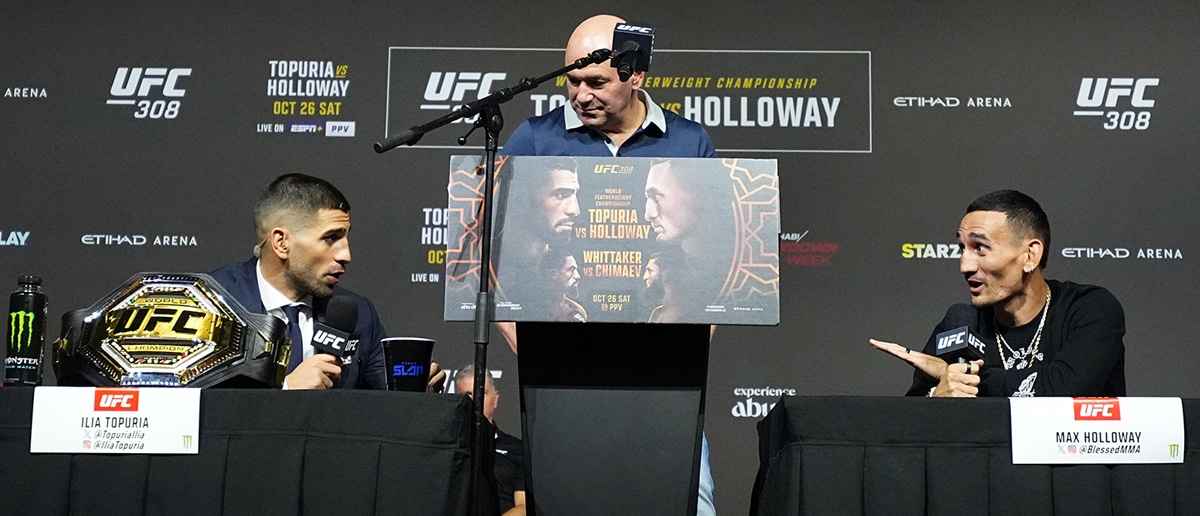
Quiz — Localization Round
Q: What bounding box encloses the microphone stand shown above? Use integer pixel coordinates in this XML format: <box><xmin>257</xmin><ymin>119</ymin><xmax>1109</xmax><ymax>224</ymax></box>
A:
<box><xmin>374</xmin><ymin>48</ymin><xmax>612</xmax><ymax>516</ymax></box>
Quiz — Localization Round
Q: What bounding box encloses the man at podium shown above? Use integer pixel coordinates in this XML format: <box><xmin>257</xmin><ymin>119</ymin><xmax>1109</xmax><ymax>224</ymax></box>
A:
<box><xmin>498</xmin><ymin>13</ymin><xmax>718</xmax><ymax>515</ymax></box>
<box><xmin>501</xmin><ymin>15</ymin><xmax>715</xmax><ymax>159</ymax></box>
<box><xmin>497</xmin><ymin>11</ymin><xmax>718</xmax><ymax>345</ymax></box>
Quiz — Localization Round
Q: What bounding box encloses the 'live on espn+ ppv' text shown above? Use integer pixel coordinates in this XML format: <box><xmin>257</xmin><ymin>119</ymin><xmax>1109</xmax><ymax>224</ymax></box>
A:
<box><xmin>384</xmin><ymin>48</ymin><xmax>871</xmax><ymax>152</ymax></box>
<box><xmin>443</xmin><ymin>156</ymin><xmax>780</xmax><ymax>325</ymax></box>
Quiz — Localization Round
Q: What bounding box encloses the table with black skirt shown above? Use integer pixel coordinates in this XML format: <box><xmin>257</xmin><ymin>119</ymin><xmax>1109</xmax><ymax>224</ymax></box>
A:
<box><xmin>0</xmin><ymin>388</ymin><xmax>475</xmax><ymax>516</ymax></box>
<box><xmin>752</xmin><ymin>396</ymin><xmax>1199</xmax><ymax>516</ymax></box>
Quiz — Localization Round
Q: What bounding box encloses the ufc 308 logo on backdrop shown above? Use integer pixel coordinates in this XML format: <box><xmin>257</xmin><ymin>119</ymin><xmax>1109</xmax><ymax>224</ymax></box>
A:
<box><xmin>106</xmin><ymin>67</ymin><xmax>192</xmax><ymax>119</ymax></box>
<box><xmin>1073</xmin><ymin>77</ymin><xmax>1158</xmax><ymax>131</ymax></box>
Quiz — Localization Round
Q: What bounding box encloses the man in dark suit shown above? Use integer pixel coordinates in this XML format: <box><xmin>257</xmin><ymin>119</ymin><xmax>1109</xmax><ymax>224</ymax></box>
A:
<box><xmin>211</xmin><ymin>173</ymin><xmax>442</xmax><ymax>390</ymax></box>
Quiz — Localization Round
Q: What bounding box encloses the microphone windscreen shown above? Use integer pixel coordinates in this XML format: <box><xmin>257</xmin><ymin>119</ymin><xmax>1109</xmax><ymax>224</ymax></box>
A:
<box><xmin>944</xmin><ymin>303</ymin><xmax>976</xmax><ymax>329</ymax></box>
<box><xmin>936</xmin><ymin>303</ymin><xmax>989</xmax><ymax>363</ymax></box>
<box><xmin>325</xmin><ymin>295</ymin><xmax>359</xmax><ymax>333</ymax></box>
<box><xmin>611</xmin><ymin>23</ymin><xmax>654</xmax><ymax>74</ymax></box>
<box><xmin>616</xmin><ymin>40</ymin><xmax>639</xmax><ymax>55</ymax></box>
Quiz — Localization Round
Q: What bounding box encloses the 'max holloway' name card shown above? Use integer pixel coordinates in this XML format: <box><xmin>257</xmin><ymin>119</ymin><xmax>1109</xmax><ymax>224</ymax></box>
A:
<box><xmin>444</xmin><ymin>156</ymin><xmax>781</xmax><ymax>326</ymax></box>
<box><xmin>1009</xmin><ymin>397</ymin><xmax>1184</xmax><ymax>464</ymax></box>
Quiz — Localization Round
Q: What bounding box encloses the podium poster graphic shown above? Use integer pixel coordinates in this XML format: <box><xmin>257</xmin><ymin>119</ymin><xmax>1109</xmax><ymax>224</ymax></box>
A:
<box><xmin>444</xmin><ymin>156</ymin><xmax>780</xmax><ymax>325</ymax></box>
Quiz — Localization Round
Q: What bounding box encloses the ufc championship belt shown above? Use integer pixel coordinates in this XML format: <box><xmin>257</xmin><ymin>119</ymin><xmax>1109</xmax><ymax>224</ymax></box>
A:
<box><xmin>54</xmin><ymin>272</ymin><xmax>288</xmax><ymax>387</ymax></box>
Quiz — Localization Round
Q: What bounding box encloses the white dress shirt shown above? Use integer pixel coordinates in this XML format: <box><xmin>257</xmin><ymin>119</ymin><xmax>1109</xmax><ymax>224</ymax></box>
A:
<box><xmin>255</xmin><ymin>259</ymin><xmax>315</xmax><ymax>362</ymax></box>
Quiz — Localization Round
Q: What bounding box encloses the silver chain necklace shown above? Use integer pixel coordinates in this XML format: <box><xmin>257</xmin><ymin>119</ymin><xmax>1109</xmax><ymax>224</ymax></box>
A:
<box><xmin>996</xmin><ymin>289</ymin><xmax>1051</xmax><ymax>371</ymax></box>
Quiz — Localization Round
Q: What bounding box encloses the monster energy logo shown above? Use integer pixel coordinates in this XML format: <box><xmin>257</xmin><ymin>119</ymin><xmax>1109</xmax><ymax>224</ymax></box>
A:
<box><xmin>183</xmin><ymin>435</ymin><xmax>193</xmax><ymax>449</ymax></box>
<box><xmin>1169</xmin><ymin>443</ymin><xmax>1180</xmax><ymax>458</ymax></box>
<box><xmin>9</xmin><ymin>310</ymin><xmax>35</xmax><ymax>352</ymax></box>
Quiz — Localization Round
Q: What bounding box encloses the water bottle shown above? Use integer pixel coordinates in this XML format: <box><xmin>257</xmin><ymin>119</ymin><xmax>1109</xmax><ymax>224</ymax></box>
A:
<box><xmin>5</xmin><ymin>275</ymin><xmax>47</xmax><ymax>386</ymax></box>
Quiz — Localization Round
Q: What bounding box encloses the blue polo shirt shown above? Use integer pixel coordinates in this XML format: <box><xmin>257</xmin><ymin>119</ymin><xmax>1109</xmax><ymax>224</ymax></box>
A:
<box><xmin>501</xmin><ymin>90</ymin><xmax>716</xmax><ymax>158</ymax></box>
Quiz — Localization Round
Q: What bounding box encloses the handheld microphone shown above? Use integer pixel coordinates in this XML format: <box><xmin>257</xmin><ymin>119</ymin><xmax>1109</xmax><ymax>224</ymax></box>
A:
<box><xmin>312</xmin><ymin>295</ymin><xmax>359</xmax><ymax>360</ymax></box>
<box><xmin>611</xmin><ymin>23</ymin><xmax>654</xmax><ymax>82</ymax></box>
<box><xmin>934</xmin><ymin>304</ymin><xmax>987</xmax><ymax>364</ymax></box>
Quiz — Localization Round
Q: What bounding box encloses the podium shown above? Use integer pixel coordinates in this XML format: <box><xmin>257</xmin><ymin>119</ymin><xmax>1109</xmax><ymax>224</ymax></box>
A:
<box><xmin>518</xmin><ymin>322</ymin><xmax>710</xmax><ymax>516</ymax></box>
<box><xmin>442</xmin><ymin>156</ymin><xmax>782</xmax><ymax>513</ymax></box>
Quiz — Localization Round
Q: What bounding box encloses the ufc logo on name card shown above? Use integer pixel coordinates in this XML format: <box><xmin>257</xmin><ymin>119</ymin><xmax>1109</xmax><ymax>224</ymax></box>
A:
<box><xmin>1074</xmin><ymin>398</ymin><xmax>1120</xmax><ymax>420</ymax></box>
<box><xmin>94</xmin><ymin>389</ymin><xmax>140</xmax><ymax>411</ymax></box>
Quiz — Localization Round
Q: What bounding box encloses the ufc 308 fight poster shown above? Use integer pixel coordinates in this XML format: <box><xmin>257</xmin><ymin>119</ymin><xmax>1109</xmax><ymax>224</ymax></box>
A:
<box><xmin>445</xmin><ymin>156</ymin><xmax>780</xmax><ymax>325</ymax></box>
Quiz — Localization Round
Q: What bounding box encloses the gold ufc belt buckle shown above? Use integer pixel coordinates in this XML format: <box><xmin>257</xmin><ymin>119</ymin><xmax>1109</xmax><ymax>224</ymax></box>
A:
<box><xmin>56</xmin><ymin>273</ymin><xmax>286</xmax><ymax>388</ymax></box>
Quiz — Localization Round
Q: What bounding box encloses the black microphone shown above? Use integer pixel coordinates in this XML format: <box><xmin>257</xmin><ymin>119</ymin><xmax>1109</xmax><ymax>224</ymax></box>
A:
<box><xmin>611</xmin><ymin>23</ymin><xmax>654</xmax><ymax>82</ymax></box>
<box><xmin>312</xmin><ymin>295</ymin><xmax>359</xmax><ymax>359</ymax></box>
<box><xmin>933</xmin><ymin>304</ymin><xmax>987</xmax><ymax>364</ymax></box>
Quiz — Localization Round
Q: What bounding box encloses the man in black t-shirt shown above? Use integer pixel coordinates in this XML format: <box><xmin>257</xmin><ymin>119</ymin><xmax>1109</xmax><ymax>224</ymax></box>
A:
<box><xmin>871</xmin><ymin>190</ymin><xmax>1126</xmax><ymax>397</ymax></box>
<box><xmin>454</xmin><ymin>366</ymin><xmax>525</xmax><ymax>515</ymax></box>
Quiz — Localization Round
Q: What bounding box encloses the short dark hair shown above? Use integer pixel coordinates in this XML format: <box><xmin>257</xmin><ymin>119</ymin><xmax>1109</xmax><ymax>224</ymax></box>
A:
<box><xmin>647</xmin><ymin>246</ymin><xmax>688</xmax><ymax>282</ymax></box>
<box><xmin>509</xmin><ymin>156</ymin><xmax>578</xmax><ymax>182</ymax></box>
<box><xmin>254</xmin><ymin>173</ymin><xmax>350</xmax><ymax>235</ymax></box>
<box><xmin>543</xmin><ymin>157</ymin><xmax>579</xmax><ymax>175</ymax></box>
<box><xmin>538</xmin><ymin>246</ymin><xmax>576</xmax><ymax>276</ymax></box>
<box><xmin>966</xmin><ymin>190</ymin><xmax>1051</xmax><ymax>269</ymax></box>
<box><xmin>497</xmin><ymin>158</ymin><xmax>579</xmax><ymax>241</ymax></box>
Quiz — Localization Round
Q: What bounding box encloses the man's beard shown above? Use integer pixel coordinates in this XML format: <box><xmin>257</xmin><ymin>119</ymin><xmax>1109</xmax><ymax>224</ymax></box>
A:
<box><xmin>286</xmin><ymin>263</ymin><xmax>335</xmax><ymax>298</ymax></box>
<box><xmin>547</xmin><ymin>223</ymin><xmax>574</xmax><ymax>243</ymax></box>
<box><xmin>968</xmin><ymin>285</ymin><xmax>1009</xmax><ymax>309</ymax></box>
<box><xmin>565</xmin><ymin>283</ymin><xmax>579</xmax><ymax>299</ymax></box>
<box><xmin>970</xmin><ymin>296</ymin><xmax>992</xmax><ymax>308</ymax></box>
<box><xmin>643</xmin><ymin>280</ymin><xmax>665</xmax><ymax>303</ymax></box>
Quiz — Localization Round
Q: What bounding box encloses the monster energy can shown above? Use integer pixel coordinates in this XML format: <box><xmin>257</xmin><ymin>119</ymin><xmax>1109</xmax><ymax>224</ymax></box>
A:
<box><xmin>5</xmin><ymin>275</ymin><xmax>47</xmax><ymax>386</ymax></box>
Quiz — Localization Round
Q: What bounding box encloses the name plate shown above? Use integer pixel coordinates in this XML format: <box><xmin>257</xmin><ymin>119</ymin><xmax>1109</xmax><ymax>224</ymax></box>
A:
<box><xmin>30</xmin><ymin>387</ymin><xmax>201</xmax><ymax>454</ymax></box>
<box><xmin>1010</xmin><ymin>397</ymin><xmax>1184</xmax><ymax>464</ymax></box>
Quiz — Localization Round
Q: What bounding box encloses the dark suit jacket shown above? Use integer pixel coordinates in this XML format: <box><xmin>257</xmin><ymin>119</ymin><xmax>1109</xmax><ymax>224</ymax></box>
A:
<box><xmin>210</xmin><ymin>258</ymin><xmax>387</xmax><ymax>389</ymax></box>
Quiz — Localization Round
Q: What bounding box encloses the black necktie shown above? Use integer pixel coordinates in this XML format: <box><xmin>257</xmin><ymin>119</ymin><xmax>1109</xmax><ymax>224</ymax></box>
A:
<box><xmin>283</xmin><ymin>304</ymin><xmax>305</xmax><ymax>373</ymax></box>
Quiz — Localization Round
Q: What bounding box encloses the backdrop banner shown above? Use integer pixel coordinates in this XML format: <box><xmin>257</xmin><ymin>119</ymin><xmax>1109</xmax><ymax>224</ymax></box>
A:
<box><xmin>2</xmin><ymin>2</ymin><xmax>1196</xmax><ymax>512</ymax></box>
